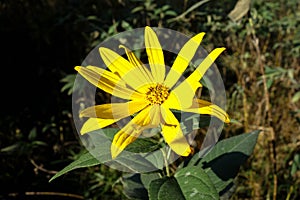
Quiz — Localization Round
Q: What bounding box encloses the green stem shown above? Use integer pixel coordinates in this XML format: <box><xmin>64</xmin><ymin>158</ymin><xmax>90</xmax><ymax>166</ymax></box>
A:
<box><xmin>161</xmin><ymin>148</ymin><xmax>170</xmax><ymax>177</ymax></box>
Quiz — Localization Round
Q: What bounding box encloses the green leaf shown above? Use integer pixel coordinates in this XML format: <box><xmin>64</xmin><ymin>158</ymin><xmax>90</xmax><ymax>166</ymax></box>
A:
<box><xmin>28</xmin><ymin>127</ymin><xmax>37</xmax><ymax>141</ymax></box>
<box><xmin>143</xmin><ymin>149</ymin><xmax>165</xmax><ymax>170</ymax></box>
<box><xmin>141</xmin><ymin>173</ymin><xmax>161</xmax><ymax>190</ymax></box>
<box><xmin>149</xmin><ymin>177</ymin><xmax>189</xmax><ymax>200</ymax></box>
<box><xmin>188</xmin><ymin>130</ymin><xmax>260</xmax><ymax>194</ymax></box>
<box><xmin>125</xmin><ymin>138</ymin><xmax>161</xmax><ymax>153</ymax></box>
<box><xmin>291</xmin><ymin>153</ymin><xmax>300</xmax><ymax>176</ymax></box>
<box><xmin>175</xmin><ymin>166</ymin><xmax>219</xmax><ymax>200</ymax></box>
<box><xmin>49</xmin><ymin>151</ymin><xmax>100</xmax><ymax>182</ymax></box>
<box><xmin>200</xmin><ymin>130</ymin><xmax>260</xmax><ymax>163</ymax></box>
<box><xmin>149</xmin><ymin>178</ymin><xmax>168</xmax><ymax>200</ymax></box>
<box><xmin>49</xmin><ymin>128</ymin><xmax>161</xmax><ymax>182</ymax></box>
<box><xmin>157</xmin><ymin>178</ymin><xmax>185</xmax><ymax>200</ymax></box>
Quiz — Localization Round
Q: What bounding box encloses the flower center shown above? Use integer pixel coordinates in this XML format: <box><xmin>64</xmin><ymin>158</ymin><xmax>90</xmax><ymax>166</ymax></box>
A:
<box><xmin>146</xmin><ymin>84</ymin><xmax>170</xmax><ymax>105</ymax></box>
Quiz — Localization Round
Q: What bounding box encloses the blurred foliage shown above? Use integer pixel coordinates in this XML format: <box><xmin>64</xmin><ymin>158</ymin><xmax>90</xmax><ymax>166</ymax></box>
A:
<box><xmin>0</xmin><ymin>0</ymin><xmax>299</xmax><ymax>199</ymax></box>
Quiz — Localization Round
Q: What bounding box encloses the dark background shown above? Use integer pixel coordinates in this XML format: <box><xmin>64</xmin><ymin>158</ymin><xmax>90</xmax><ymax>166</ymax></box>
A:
<box><xmin>0</xmin><ymin>0</ymin><xmax>299</xmax><ymax>199</ymax></box>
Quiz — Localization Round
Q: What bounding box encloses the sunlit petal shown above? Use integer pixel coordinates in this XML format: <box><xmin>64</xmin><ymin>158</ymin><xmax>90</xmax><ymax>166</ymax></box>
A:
<box><xmin>99</xmin><ymin>47</ymin><xmax>151</xmax><ymax>90</ymax></box>
<box><xmin>182</xmin><ymin>99</ymin><xmax>230</xmax><ymax>123</ymax></box>
<box><xmin>80</xmin><ymin>100</ymin><xmax>148</xmax><ymax>119</ymax></box>
<box><xmin>80</xmin><ymin>118</ymin><xmax>118</xmax><ymax>135</ymax></box>
<box><xmin>164</xmin><ymin>32</ymin><xmax>206</xmax><ymax>89</ymax></box>
<box><xmin>145</xmin><ymin>26</ymin><xmax>165</xmax><ymax>83</ymax></box>
<box><xmin>185</xmin><ymin>47</ymin><xmax>226</xmax><ymax>85</ymax></box>
<box><xmin>119</xmin><ymin>45</ymin><xmax>154</xmax><ymax>83</ymax></box>
<box><xmin>160</xmin><ymin>105</ymin><xmax>191</xmax><ymax>156</ymax></box>
<box><xmin>75</xmin><ymin>66</ymin><xmax>144</xmax><ymax>100</ymax></box>
<box><xmin>164</xmin><ymin>80</ymin><xmax>201</xmax><ymax>109</ymax></box>
<box><xmin>86</xmin><ymin>65</ymin><xmax>126</xmax><ymax>87</ymax></box>
<box><xmin>164</xmin><ymin>47</ymin><xmax>225</xmax><ymax>108</ymax></box>
<box><xmin>111</xmin><ymin>105</ymin><xmax>160</xmax><ymax>158</ymax></box>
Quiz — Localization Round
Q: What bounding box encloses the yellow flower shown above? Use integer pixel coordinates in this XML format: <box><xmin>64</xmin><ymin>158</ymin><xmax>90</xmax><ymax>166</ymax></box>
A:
<box><xmin>75</xmin><ymin>26</ymin><xmax>230</xmax><ymax>159</ymax></box>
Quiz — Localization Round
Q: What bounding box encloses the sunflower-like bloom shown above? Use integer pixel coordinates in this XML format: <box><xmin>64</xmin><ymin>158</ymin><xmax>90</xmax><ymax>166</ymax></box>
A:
<box><xmin>75</xmin><ymin>26</ymin><xmax>230</xmax><ymax>159</ymax></box>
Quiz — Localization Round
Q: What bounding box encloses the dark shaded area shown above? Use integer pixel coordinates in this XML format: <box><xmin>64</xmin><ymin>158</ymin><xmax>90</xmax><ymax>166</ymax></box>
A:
<box><xmin>0</xmin><ymin>0</ymin><xmax>299</xmax><ymax>199</ymax></box>
<box><xmin>0</xmin><ymin>1</ymin><xmax>89</xmax><ymax>117</ymax></box>
<box><xmin>202</xmin><ymin>152</ymin><xmax>249</xmax><ymax>195</ymax></box>
<box><xmin>0</xmin><ymin>1</ymin><xmax>102</xmax><ymax>198</ymax></box>
<box><xmin>121</xmin><ymin>173</ymin><xmax>149</xmax><ymax>200</ymax></box>
<box><xmin>202</xmin><ymin>152</ymin><xmax>249</xmax><ymax>180</ymax></box>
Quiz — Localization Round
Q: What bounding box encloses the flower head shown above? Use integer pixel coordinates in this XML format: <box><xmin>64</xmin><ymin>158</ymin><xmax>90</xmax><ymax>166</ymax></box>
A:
<box><xmin>75</xmin><ymin>26</ymin><xmax>230</xmax><ymax>159</ymax></box>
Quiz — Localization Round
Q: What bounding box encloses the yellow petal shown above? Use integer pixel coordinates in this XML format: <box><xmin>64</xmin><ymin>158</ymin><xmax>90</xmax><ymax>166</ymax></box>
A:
<box><xmin>164</xmin><ymin>32</ymin><xmax>206</xmax><ymax>89</ymax></box>
<box><xmin>111</xmin><ymin>105</ymin><xmax>160</xmax><ymax>158</ymax></box>
<box><xmin>160</xmin><ymin>105</ymin><xmax>191</xmax><ymax>156</ymax></box>
<box><xmin>80</xmin><ymin>100</ymin><xmax>148</xmax><ymax>119</ymax></box>
<box><xmin>80</xmin><ymin>118</ymin><xmax>118</xmax><ymax>134</ymax></box>
<box><xmin>145</xmin><ymin>26</ymin><xmax>165</xmax><ymax>83</ymax></box>
<box><xmin>99</xmin><ymin>47</ymin><xmax>149</xmax><ymax>90</ymax></box>
<box><xmin>164</xmin><ymin>47</ymin><xmax>225</xmax><ymax>108</ymax></box>
<box><xmin>164</xmin><ymin>79</ymin><xmax>201</xmax><ymax>109</ymax></box>
<box><xmin>86</xmin><ymin>65</ymin><xmax>125</xmax><ymax>87</ymax></box>
<box><xmin>182</xmin><ymin>99</ymin><xmax>230</xmax><ymax>123</ymax></box>
<box><xmin>185</xmin><ymin>47</ymin><xmax>226</xmax><ymax>85</ymax></box>
<box><xmin>119</xmin><ymin>45</ymin><xmax>154</xmax><ymax>83</ymax></box>
<box><xmin>75</xmin><ymin>66</ymin><xmax>144</xmax><ymax>100</ymax></box>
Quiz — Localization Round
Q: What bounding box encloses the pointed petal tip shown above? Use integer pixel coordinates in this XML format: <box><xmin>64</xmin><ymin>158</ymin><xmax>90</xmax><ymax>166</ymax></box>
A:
<box><xmin>79</xmin><ymin>128</ymin><xmax>88</xmax><ymax>135</ymax></box>
<box><xmin>195</xmin><ymin>32</ymin><xmax>206</xmax><ymax>38</ymax></box>
<box><xmin>80</xmin><ymin>131</ymin><xmax>87</xmax><ymax>135</ymax></box>
<box><xmin>226</xmin><ymin>117</ymin><xmax>231</xmax><ymax>123</ymax></box>
<box><xmin>119</xmin><ymin>44</ymin><xmax>125</xmax><ymax>49</ymax></box>
<box><xmin>218</xmin><ymin>47</ymin><xmax>226</xmax><ymax>51</ymax></box>
<box><xmin>180</xmin><ymin>147</ymin><xmax>192</xmax><ymax>157</ymax></box>
<box><xmin>111</xmin><ymin>144</ymin><xmax>121</xmax><ymax>159</ymax></box>
<box><xmin>145</xmin><ymin>26</ymin><xmax>155</xmax><ymax>34</ymax></box>
<box><xmin>98</xmin><ymin>47</ymin><xmax>109</xmax><ymax>54</ymax></box>
<box><xmin>74</xmin><ymin>66</ymin><xmax>81</xmax><ymax>71</ymax></box>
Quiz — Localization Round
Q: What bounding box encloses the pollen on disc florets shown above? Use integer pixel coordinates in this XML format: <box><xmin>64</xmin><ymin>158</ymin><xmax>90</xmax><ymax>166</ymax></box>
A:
<box><xmin>146</xmin><ymin>84</ymin><xmax>170</xmax><ymax>105</ymax></box>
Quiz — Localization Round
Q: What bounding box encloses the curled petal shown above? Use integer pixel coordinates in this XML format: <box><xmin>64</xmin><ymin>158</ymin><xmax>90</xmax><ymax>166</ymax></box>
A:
<box><xmin>182</xmin><ymin>99</ymin><xmax>230</xmax><ymax>123</ymax></box>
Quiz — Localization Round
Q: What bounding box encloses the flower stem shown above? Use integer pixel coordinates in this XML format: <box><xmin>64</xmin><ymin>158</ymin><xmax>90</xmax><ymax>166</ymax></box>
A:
<box><xmin>161</xmin><ymin>148</ymin><xmax>170</xmax><ymax>177</ymax></box>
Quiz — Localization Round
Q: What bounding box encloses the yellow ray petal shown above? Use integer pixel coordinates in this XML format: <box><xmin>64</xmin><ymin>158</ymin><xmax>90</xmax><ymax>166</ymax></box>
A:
<box><xmin>75</xmin><ymin>66</ymin><xmax>144</xmax><ymax>100</ymax></box>
<box><xmin>160</xmin><ymin>105</ymin><xmax>191</xmax><ymax>157</ymax></box>
<box><xmin>119</xmin><ymin>45</ymin><xmax>154</xmax><ymax>83</ymax></box>
<box><xmin>164</xmin><ymin>79</ymin><xmax>201</xmax><ymax>109</ymax></box>
<box><xmin>99</xmin><ymin>47</ymin><xmax>149</xmax><ymax>90</ymax></box>
<box><xmin>164</xmin><ymin>32</ymin><xmax>206</xmax><ymax>89</ymax></box>
<box><xmin>80</xmin><ymin>118</ymin><xmax>118</xmax><ymax>135</ymax></box>
<box><xmin>80</xmin><ymin>100</ymin><xmax>148</xmax><ymax>119</ymax></box>
<box><xmin>145</xmin><ymin>26</ymin><xmax>165</xmax><ymax>83</ymax></box>
<box><xmin>182</xmin><ymin>99</ymin><xmax>230</xmax><ymax>123</ymax></box>
<box><xmin>111</xmin><ymin>105</ymin><xmax>160</xmax><ymax>158</ymax></box>
<box><xmin>163</xmin><ymin>47</ymin><xmax>225</xmax><ymax>108</ymax></box>
<box><xmin>185</xmin><ymin>47</ymin><xmax>226</xmax><ymax>85</ymax></box>
<box><xmin>86</xmin><ymin>65</ymin><xmax>125</xmax><ymax>87</ymax></box>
